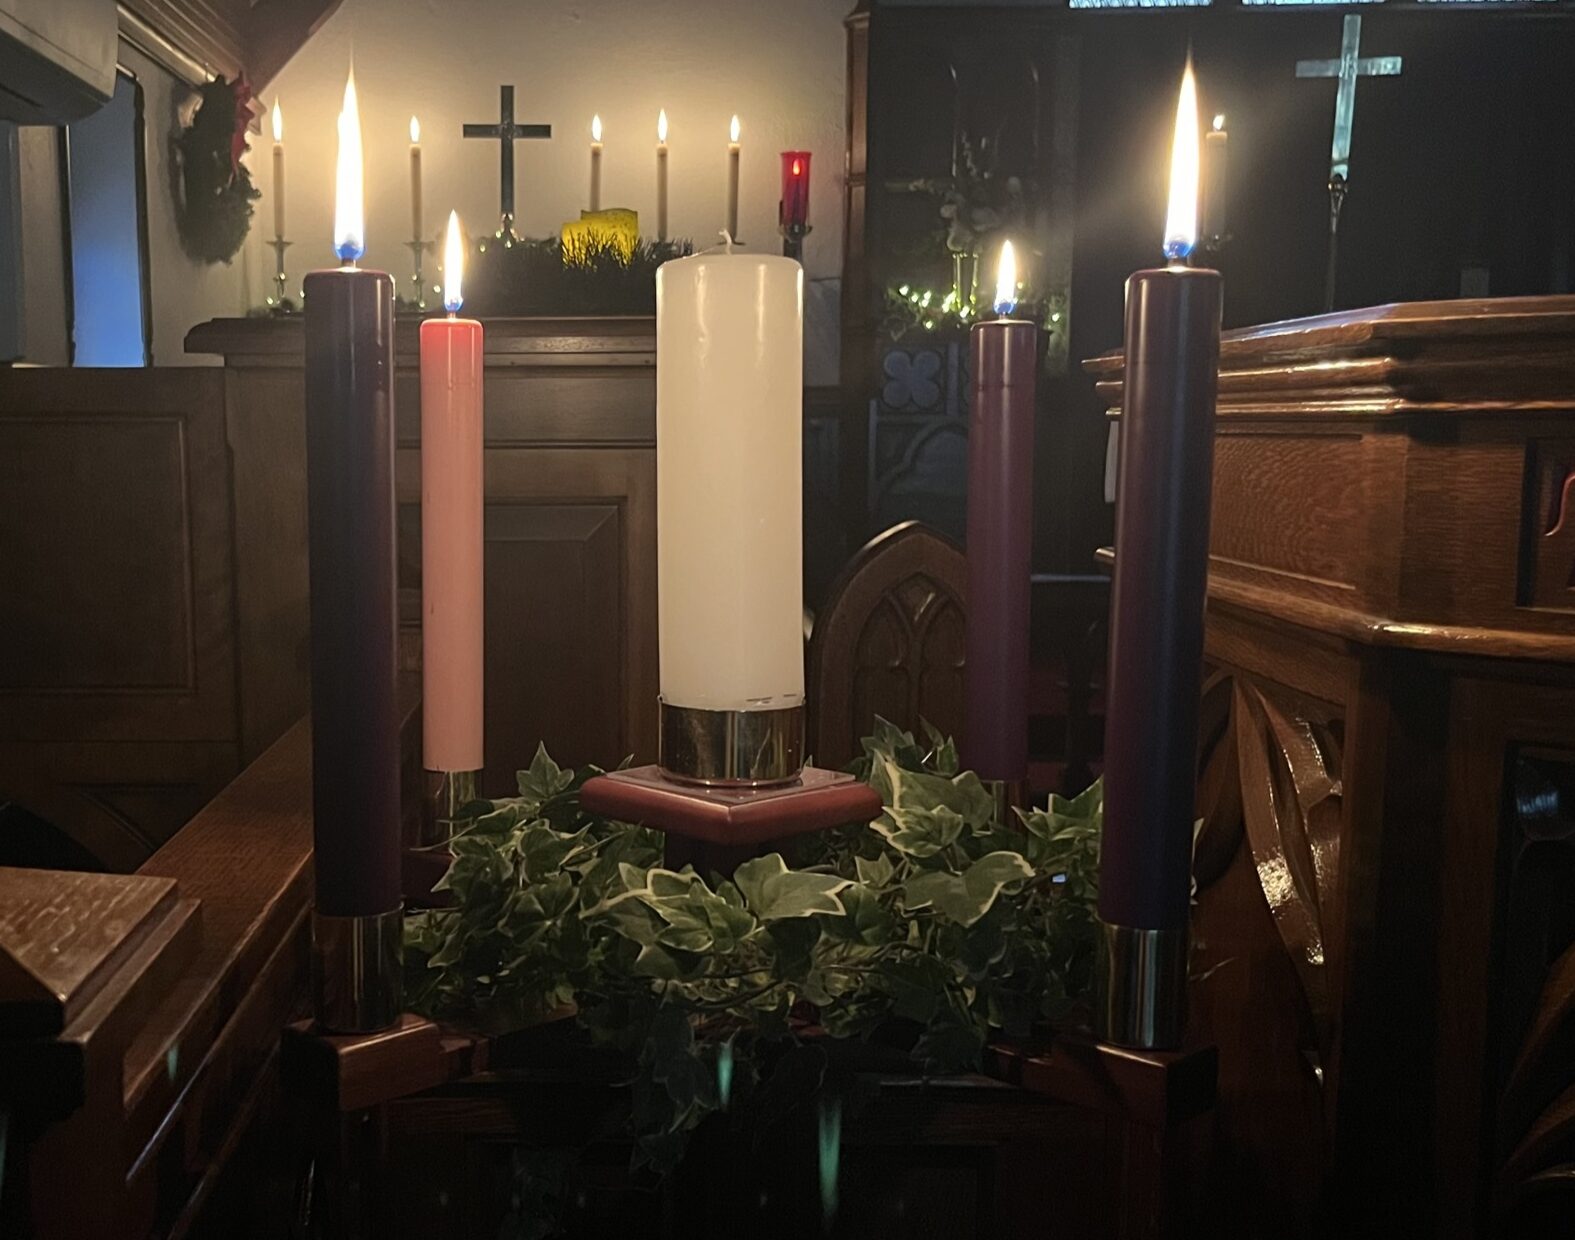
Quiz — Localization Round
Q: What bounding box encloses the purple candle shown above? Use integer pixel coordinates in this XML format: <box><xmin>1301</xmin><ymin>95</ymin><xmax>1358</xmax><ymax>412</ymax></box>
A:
<box><xmin>963</xmin><ymin>240</ymin><xmax>1037</xmax><ymax>785</ymax></box>
<box><xmin>304</xmin><ymin>72</ymin><xmax>401</xmax><ymax>1033</ymax></box>
<box><xmin>1097</xmin><ymin>61</ymin><xmax>1221</xmax><ymax>1049</ymax></box>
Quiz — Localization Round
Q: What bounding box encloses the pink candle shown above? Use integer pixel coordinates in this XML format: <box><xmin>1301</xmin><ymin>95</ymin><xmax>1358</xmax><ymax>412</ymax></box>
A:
<box><xmin>419</xmin><ymin>211</ymin><xmax>485</xmax><ymax>776</ymax></box>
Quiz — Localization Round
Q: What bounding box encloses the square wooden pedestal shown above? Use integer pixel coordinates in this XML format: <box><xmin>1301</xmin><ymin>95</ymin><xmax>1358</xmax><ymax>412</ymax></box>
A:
<box><xmin>579</xmin><ymin>765</ymin><xmax>883</xmax><ymax>873</ymax></box>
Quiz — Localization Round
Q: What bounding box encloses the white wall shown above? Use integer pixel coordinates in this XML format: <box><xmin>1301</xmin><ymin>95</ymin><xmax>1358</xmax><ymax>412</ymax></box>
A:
<box><xmin>125</xmin><ymin>42</ymin><xmax>255</xmax><ymax>364</ymax></box>
<box><xmin>11</xmin><ymin>42</ymin><xmax>257</xmax><ymax>365</ymax></box>
<box><xmin>260</xmin><ymin>0</ymin><xmax>849</xmax><ymax>375</ymax></box>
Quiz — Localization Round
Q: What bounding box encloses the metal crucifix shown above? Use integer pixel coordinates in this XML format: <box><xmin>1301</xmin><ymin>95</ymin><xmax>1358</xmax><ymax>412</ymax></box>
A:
<box><xmin>463</xmin><ymin>85</ymin><xmax>551</xmax><ymax>239</ymax></box>
<box><xmin>1295</xmin><ymin>15</ymin><xmax>1402</xmax><ymax>311</ymax></box>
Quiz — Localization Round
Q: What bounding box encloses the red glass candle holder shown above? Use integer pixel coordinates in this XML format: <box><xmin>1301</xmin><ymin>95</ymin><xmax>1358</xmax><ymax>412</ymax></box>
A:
<box><xmin>779</xmin><ymin>151</ymin><xmax>812</xmax><ymax>230</ymax></box>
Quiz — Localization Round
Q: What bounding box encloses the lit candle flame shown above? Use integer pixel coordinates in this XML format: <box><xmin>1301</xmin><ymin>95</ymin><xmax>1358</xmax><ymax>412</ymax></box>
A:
<box><xmin>272</xmin><ymin>100</ymin><xmax>283</xmax><ymax>143</ymax></box>
<box><xmin>410</xmin><ymin>115</ymin><xmax>420</xmax><ymax>144</ymax></box>
<box><xmin>1163</xmin><ymin>60</ymin><xmax>1200</xmax><ymax>262</ymax></box>
<box><xmin>592</xmin><ymin>114</ymin><xmax>603</xmax><ymax>142</ymax></box>
<box><xmin>1212</xmin><ymin>113</ymin><xmax>1226</xmax><ymax>132</ymax></box>
<box><xmin>994</xmin><ymin>239</ymin><xmax>1017</xmax><ymax>315</ymax></box>
<box><xmin>657</xmin><ymin>109</ymin><xmax>668</xmax><ymax>143</ymax></box>
<box><xmin>443</xmin><ymin>210</ymin><xmax>464</xmax><ymax>314</ymax></box>
<box><xmin>792</xmin><ymin>156</ymin><xmax>802</xmax><ymax>177</ymax></box>
<box><xmin>334</xmin><ymin>71</ymin><xmax>364</xmax><ymax>262</ymax></box>
<box><xmin>730</xmin><ymin>115</ymin><xmax>740</xmax><ymax>144</ymax></box>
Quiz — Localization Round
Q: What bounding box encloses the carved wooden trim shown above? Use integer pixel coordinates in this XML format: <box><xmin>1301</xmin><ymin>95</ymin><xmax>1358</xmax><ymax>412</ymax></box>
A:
<box><xmin>807</xmin><ymin>521</ymin><xmax>966</xmax><ymax>769</ymax></box>
<box><xmin>1194</xmin><ymin>670</ymin><xmax>1344</xmax><ymax>1059</ymax></box>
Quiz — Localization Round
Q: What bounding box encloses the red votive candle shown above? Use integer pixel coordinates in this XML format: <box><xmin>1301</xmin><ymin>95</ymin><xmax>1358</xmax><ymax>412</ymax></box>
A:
<box><xmin>780</xmin><ymin>151</ymin><xmax>811</xmax><ymax>229</ymax></box>
<box><xmin>963</xmin><ymin>240</ymin><xmax>1037</xmax><ymax>785</ymax></box>
<box><xmin>304</xmin><ymin>71</ymin><xmax>402</xmax><ymax>1033</ymax></box>
<box><xmin>1096</xmin><ymin>59</ymin><xmax>1222</xmax><ymax>1049</ymax></box>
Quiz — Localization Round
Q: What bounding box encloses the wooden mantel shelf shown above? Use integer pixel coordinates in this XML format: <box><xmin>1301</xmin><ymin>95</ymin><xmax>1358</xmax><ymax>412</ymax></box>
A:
<box><xmin>185</xmin><ymin>314</ymin><xmax>657</xmax><ymax>366</ymax></box>
<box><xmin>1088</xmin><ymin>294</ymin><xmax>1575</xmax><ymax>416</ymax></box>
<box><xmin>1088</xmin><ymin>294</ymin><xmax>1575</xmax><ymax>664</ymax></box>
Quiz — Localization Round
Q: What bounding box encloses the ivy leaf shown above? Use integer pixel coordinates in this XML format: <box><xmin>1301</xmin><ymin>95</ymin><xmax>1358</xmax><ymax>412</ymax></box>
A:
<box><xmin>734</xmin><ymin>854</ymin><xmax>851</xmax><ymax>920</ymax></box>
<box><xmin>882</xmin><ymin>759</ymin><xmax>996</xmax><ymax>831</ymax></box>
<box><xmin>872</xmin><ymin>804</ymin><xmax>966</xmax><ymax>857</ymax></box>
<box><xmin>766</xmin><ymin>917</ymin><xmax>820</xmax><ymax>980</ymax></box>
<box><xmin>819</xmin><ymin>882</ymin><xmax>894</xmax><ymax>947</ymax></box>
<box><xmin>854</xmin><ymin>852</ymin><xmax>895</xmax><ymax>888</ymax></box>
<box><xmin>904</xmin><ymin>851</ymin><xmax>1032</xmax><ymax>927</ymax></box>
<box><xmin>861</xmin><ymin>717</ymin><xmax>927</xmax><ymax>772</ymax></box>
<box><xmin>920</xmin><ymin>719</ymin><xmax>961</xmax><ymax>776</ymax></box>
<box><xmin>517</xmin><ymin>743</ymin><xmax>575</xmax><ymax>805</ymax></box>
<box><xmin>654</xmin><ymin>923</ymin><xmax>713</xmax><ymax>953</ymax></box>
<box><xmin>875</xmin><ymin>954</ymin><xmax>951</xmax><ymax>1023</ymax></box>
<box><xmin>519</xmin><ymin>823</ymin><xmax>585</xmax><ymax>884</ymax></box>
<box><xmin>689</xmin><ymin>886</ymin><xmax>757</xmax><ymax>953</ymax></box>
<box><xmin>632</xmin><ymin>943</ymin><xmax>683</xmax><ymax>979</ymax></box>
<box><xmin>646</xmin><ymin>867</ymin><xmax>699</xmax><ymax>899</ymax></box>
<box><xmin>913</xmin><ymin>1004</ymin><xmax>986</xmax><ymax>1072</ymax></box>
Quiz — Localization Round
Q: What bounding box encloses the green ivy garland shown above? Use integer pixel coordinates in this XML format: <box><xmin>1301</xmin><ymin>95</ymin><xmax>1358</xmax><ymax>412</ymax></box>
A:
<box><xmin>407</xmin><ymin>719</ymin><xmax>1103</xmax><ymax>1177</ymax></box>
<box><xmin>175</xmin><ymin>77</ymin><xmax>259</xmax><ymax>265</ymax></box>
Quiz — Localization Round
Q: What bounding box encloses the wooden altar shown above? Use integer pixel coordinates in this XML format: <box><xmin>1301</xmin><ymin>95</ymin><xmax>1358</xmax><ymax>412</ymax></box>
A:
<box><xmin>1089</xmin><ymin>296</ymin><xmax>1575</xmax><ymax>1237</ymax></box>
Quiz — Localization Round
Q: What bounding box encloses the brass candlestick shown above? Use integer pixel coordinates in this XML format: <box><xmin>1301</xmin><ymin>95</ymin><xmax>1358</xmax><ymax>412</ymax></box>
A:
<box><xmin>405</xmin><ymin>238</ymin><xmax>434</xmax><ymax>310</ymax></box>
<box><xmin>267</xmin><ymin>237</ymin><xmax>292</xmax><ymax>311</ymax></box>
<box><xmin>780</xmin><ymin>221</ymin><xmax>812</xmax><ymax>263</ymax></box>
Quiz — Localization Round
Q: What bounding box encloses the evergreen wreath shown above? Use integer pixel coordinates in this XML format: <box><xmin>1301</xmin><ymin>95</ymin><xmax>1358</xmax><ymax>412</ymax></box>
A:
<box><xmin>175</xmin><ymin>77</ymin><xmax>259</xmax><ymax>265</ymax></box>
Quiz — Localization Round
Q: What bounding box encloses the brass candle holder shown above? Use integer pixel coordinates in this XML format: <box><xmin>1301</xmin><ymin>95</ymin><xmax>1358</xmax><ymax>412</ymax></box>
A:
<box><xmin>405</xmin><ymin>237</ymin><xmax>434</xmax><ymax>310</ymax></box>
<box><xmin>266</xmin><ymin>237</ymin><xmax>292</xmax><ymax>311</ymax></box>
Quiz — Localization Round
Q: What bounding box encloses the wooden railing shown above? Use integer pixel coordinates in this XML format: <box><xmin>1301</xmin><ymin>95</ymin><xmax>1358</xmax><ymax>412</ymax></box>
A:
<box><xmin>0</xmin><ymin>679</ymin><xmax>419</xmax><ymax>1237</ymax></box>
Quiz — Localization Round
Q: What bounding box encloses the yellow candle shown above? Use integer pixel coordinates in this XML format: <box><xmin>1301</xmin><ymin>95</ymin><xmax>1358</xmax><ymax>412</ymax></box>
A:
<box><xmin>271</xmin><ymin>101</ymin><xmax>285</xmax><ymax>240</ymax></box>
<box><xmin>726</xmin><ymin>114</ymin><xmax>740</xmax><ymax>242</ymax></box>
<box><xmin>590</xmin><ymin>114</ymin><xmax>603</xmax><ymax>212</ymax></box>
<box><xmin>409</xmin><ymin>116</ymin><xmax>423</xmax><ymax>243</ymax></box>
<box><xmin>656</xmin><ymin>108</ymin><xmax>669</xmax><ymax>241</ymax></box>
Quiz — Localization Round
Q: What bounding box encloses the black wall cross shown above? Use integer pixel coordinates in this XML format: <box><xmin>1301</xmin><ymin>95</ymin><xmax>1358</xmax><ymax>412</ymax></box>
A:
<box><xmin>463</xmin><ymin>85</ymin><xmax>552</xmax><ymax>234</ymax></box>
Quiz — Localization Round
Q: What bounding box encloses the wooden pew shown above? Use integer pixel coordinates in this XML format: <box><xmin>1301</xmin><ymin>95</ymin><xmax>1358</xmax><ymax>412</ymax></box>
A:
<box><xmin>0</xmin><ymin>679</ymin><xmax>420</xmax><ymax>1238</ymax></box>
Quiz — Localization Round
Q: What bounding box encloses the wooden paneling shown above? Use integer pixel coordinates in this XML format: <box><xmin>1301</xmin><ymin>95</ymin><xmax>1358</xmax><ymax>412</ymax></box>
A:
<box><xmin>0</xmin><ymin>741</ymin><xmax>239</xmax><ymax>870</ymax></box>
<box><xmin>0</xmin><ymin>369</ymin><xmax>238</xmax><ymax>869</ymax></box>
<box><xmin>0</xmin><ymin>370</ymin><xmax>233</xmax><ymax>741</ymax></box>
<box><xmin>223</xmin><ymin>366</ymin><xmax>311</xmax><ymax>763</ymax></box>
<box><xmin>187</xmin><ymin>315</ymin><xmax>662</xmax><ymax>792</ymax></box>
<box><xmin>394</xmin><ymin>441</ymin><xmax>657</xmax><ymax>785</ymax></box>
<box><xmin>0</xmin><ymin>416</ymin><xmax>192</xmax><ymax>690</ymax></box>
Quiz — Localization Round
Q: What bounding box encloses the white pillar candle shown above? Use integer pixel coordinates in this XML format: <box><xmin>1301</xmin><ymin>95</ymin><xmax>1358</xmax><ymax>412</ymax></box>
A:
<box><xmin>590</xmin><ymin>114</ymin><xmax>603</xmax><ymax>212</ymax></box>
<box><xmin>656</xmin><ymin>252</ymin><xmax>804</xmax><ymax>712</ymax></box>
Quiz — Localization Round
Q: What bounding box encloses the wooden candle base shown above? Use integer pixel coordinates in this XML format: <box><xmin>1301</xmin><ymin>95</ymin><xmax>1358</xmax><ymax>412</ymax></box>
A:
<box><xmin>579</xmin><ymin>764</ymin><xmax>882</xmax><ymax>874</ymax></box>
